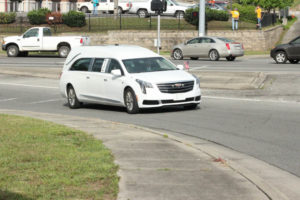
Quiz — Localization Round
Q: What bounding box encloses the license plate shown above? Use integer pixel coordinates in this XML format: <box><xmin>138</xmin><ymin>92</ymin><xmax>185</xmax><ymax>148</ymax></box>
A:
<box><xmin>174</xmin><ymin>94</ymin><xmax>185</xmax><ymax>101</ymax></box>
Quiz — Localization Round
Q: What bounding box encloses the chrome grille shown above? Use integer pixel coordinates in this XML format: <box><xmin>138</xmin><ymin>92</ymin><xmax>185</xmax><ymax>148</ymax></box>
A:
<box><xmin>157</xmin><ymin>81</ymin><xmax>194</xmax><ymax>94</ymax></box>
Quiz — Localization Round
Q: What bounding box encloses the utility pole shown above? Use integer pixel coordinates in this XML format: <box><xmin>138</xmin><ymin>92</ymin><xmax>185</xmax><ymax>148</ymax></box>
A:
<box><xmin>198</xmin><ymin>0</ymin><xmax>205</xmax><ymax>36</ymax></box>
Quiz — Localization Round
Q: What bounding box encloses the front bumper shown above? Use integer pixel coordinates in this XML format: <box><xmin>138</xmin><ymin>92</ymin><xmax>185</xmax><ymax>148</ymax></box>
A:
<box><xmin>2</xmin><ymin>44</ymin><xmax>6</xmax><ymax>51</ymax></box>
<box><xmin>137</xmin><ymin>87</ymin><xmax>201</xmax><ymax>108</ymax></box>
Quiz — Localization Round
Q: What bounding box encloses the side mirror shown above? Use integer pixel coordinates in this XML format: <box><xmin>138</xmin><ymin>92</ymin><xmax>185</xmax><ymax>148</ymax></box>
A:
<box><xmin>111</xmin><ymin>69</ymin><xmax>122</xmax><ymax>76</ymax></box>
<box><xmin>176</xmin><ymin>65</ymin><xmax>184</xmax><ymax>70</ymax></box>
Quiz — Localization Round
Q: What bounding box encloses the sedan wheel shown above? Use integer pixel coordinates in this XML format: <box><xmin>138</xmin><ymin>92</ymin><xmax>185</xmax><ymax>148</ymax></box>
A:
<box><xmin>209</xmin><ymin>49</ymin><xmax>219</xmax><ymax>61</ymax></box>
<box><xmin>172</xmin><ymin>49</ymin><xmax>183</xmax><ymax>60</ymax></box>
<box><xmin>67</xmin><ymin>86</ymin><xmax>81</xmax><ymax>109</ymax></box>
<box><xmin>124</xmin><ymin>88</ymin><xmax>139</xmax><ymax>114</ymax></box>
<box><xmin>275</xmin><ymin>51</ymin><xmax>287</xmax><ymax>64</ymax></box>
<box><xmin>289</xmin><ymin>59</ymin><xmax>299</xmax><ymax>64</ymax></box>
<box><xmin>7</xmin><ymin>45</ymin><xmax>19</xmax><ymax>57</ymax></box>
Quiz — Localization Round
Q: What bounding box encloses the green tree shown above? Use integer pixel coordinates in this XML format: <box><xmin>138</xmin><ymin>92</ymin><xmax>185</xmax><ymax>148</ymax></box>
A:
<box><xmin>238</xmin><ymin>0</ymin><xmax>294</xmax><ymax>12</ymax></box>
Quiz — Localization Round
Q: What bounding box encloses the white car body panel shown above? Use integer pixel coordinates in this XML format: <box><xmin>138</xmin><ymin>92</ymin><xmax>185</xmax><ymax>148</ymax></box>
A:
<box><xmin>2</xmin><ymin>27</ymin><xmax>90</xmax><ymax>54</ymax></box>
<box><xmin>59</xmin><ymin>45</ymin><xmax>201</xmax><ymax>111</ymax></box>
<box><xmin>77</xmin><ymin>0</ymin><xmax>132</xmax><ymax>13</ymax></box>
<box><xmin>129</xmin><ymin>0</ymin><xmax>193</xmax><ymax>16</ymax></box>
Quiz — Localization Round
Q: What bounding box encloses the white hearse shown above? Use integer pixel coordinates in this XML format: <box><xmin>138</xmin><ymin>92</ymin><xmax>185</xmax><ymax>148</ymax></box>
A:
<box><xmin>59</xmin><ymin>45</ymin><xmax>201</xmax><ymax>114</ymax></box>
<box><xmin>2</xmin><ymin>27</ymin><xmax>90</xmax><ymax>58</ymax></box>
<box><xmin>77</xmin><ymin>0</ymin><xmax>132</xmax><ymax>14</ymax></box>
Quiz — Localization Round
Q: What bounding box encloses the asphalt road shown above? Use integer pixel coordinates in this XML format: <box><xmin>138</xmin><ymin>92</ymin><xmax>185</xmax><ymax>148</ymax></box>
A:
<box><xmin>1</xmin><ymin>55</ymin><xmax>300</xmax><ymax>72</ymax></box>
<box><xmin>0</xmin><ymin>74</ymin><xmax>299</xmax><ymax>178</ymax></box>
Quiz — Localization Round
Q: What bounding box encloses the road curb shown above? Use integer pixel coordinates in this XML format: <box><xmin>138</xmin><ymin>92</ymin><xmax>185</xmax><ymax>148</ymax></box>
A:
<box><xmin>0</xmin><ymin>109</ymin><xmax>291</xmax><ymax>200</ymax></box>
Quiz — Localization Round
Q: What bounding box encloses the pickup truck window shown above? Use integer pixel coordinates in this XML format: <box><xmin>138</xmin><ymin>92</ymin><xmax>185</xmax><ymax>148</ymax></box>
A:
<box><xmin>43</xmin><ymin>28</ymin><xmax>52</xmax><ymax>37</ymax></box>
<box><xmin>23</xmin><ymin>28</ymin><xmax>39</xmax><ymax>38</ymax></box>
<box><xmin>70</xmin><ymin>58</ymin><xmax>91</xmax><ymax>71</ymax></box>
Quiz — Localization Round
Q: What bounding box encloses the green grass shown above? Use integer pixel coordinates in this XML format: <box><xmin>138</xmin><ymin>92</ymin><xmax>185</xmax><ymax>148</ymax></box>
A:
<box><xmin>293</xmin><ymin>0</ymin><xmax>300</xmax><ymax>7</ymax></box>
<box><xmin>0</xmin><ymin>114</ymin><xmax>119</xmax><ymax>200</ymax></box>
<box><xmin>207</xmin><ymin>20</ymin><xmax>257</xmax><ymax>30</ymax></box>
<box><xmin>244</xmin><ymin>50</ymin><xmax>269</xmax><ymax>55</ymax></box>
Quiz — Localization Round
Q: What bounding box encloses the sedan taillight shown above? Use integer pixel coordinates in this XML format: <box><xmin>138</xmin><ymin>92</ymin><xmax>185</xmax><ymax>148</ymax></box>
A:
<box><xmin>80</xmin><ymin>38</ymin><xmax>83</xmax><ymax>44</ymax></box>
<box><xmin>226</xmin><ymin>43</ymin><xmax>230</xmax><ymax>50</ymax></box>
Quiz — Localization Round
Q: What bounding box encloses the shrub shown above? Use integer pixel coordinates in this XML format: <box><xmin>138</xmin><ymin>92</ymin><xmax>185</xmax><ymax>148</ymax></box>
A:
<box><xmin>184</xmin><ymin>7</ymin><xmax>229</xmax><ymax>27</ymax></box>
<box><xmin>62</xmin><ymin>11</ymin><xmax>86</xmax><ymax>27</ymax></box>
<box><xmin>231</xmin><ymin>3</ymin><xmax>256</xmax><ymax>23</ymax></box>
<box><xmin>27</xmin><ymin>8</ymin><xmax>51</xmax><ymax>25</ymax></box>
<box><xmin>46</xmin><ymin>12</ymin><xmax>63</xmax><ymax>24</ymax></box>
<box><xmin>0</xmin><ymin>12</ymin><xmax>16</xmax><ymax>24</ymax></box>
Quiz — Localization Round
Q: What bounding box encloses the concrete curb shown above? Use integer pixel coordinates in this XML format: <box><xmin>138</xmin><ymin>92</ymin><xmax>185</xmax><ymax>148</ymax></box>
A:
<box><xmin>0</xmin><ymin>109</ymin><xmax>293</xmax><ymax>200</ymax></box>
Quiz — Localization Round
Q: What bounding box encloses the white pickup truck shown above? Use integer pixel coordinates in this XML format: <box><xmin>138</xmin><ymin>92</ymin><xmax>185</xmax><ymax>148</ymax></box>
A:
<box><xmin>2</xmin><ymin>27</ymin><xmax>90</xmax><ymax>58</ymax></box>
<box><xmin>129</xmin><ymin>0</ymin><xmax>194</xmax><ymax>18</ymax></box>
<box><xmin>77</xmin><ymin>0</ymin><xmax>132</xmax><ymax>14</ymax></box>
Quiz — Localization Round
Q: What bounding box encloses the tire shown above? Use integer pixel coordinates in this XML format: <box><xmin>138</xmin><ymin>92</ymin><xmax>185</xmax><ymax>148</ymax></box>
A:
<box><xmin>184</xmin><ymin>104</ymin><xmax>199</xmax><ymax>110</ymax></box>
<box><xmin>172</xmin><ymin>49</ymin><xmax>183</xmax><ymax>60</ymax></box>
<box><xmin>275</xmin><ymin>51</ymin><xmax>287</xmax><ymax>64</ymax></box>
<box><xmin>58</xmin><ymin>45</ymin><xmax>70</xmax><ymax>58</ymax></box>
<box><xmin>118</xmin><ymin>7</ymin><xmax>123</xmax><ymax>14</ymax></box>
<box><xmin>137</xmin><ymin>9</ymin><xmax>148</xmax><ymax>18</ymax></box>
<box><xmin>124</xmin><ymin>88</ymin><xmax>139</xmax><ymax>114</ymax></box>
<box><xmin>209</xmin><ymin>49</ymin><xmax>219</xmax><ymax>61</ymax></box>
<box><xmin>289</xmin><ymin>59</ymin><xmax>299</xmax><ymax>64</ymax></box>
<box><xmin>7</xmin><ymin>45</ymin><xmax>19</xmax><ymax>57</ymax></box>
<box><xmin>191</xmin><ymin>57</ymin><xmax>198</xmax><ymax>60</ymax></box>
<box><xmin>175</xmin><ymin>11</ymin><xmax>184</xmax><ymax>19</ymax></box>
<box><xmin>80</xmin><ymin>6</ymin><xmax>89</xmax><ymax>13</ymax></box>
<box><xmin>67</xmin><ymin>86</ymin><xmax>81</xmax><ymax>109</ymax></box>
<box><xmin>226</xmin><ymin>56</ymin><xmax>236</xmax><ymax>61</ymax></box>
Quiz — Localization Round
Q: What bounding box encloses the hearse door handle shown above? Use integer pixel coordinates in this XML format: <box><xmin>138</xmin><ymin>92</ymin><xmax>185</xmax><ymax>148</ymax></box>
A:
<box><xmin>104</xmin><ymin>78</ymin><xmax>107</xmax><ymax>82</ymax></box>
<box><xmin>86</xmin><ymin>76</ymin><xmax>90</xmax><ymax>79</ymax></box>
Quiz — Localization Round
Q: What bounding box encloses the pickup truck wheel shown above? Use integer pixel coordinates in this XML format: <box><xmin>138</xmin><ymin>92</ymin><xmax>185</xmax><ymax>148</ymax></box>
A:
<box><xmin>7</xmin><ymin>45</ymin><xmax>19</xmax><ymax>57</ymax></box>
<box><xmin>58</xmin><ymin>46</ymin><xmax>70</xmax><ymax>58</ymax></box>
<box><xmin>80</xmin><ymin>6</ymin><xmax>89</xmax><ymax>13</ymax></box>
<box><xmin>137</xmin><ymin>9</ymin><xmax>148</xmax><ymax>18</ymax></box>
<box><xmin>118</xmin><ymin>7</ymin><xmax>123</xmax><ymax>14</ymax></box>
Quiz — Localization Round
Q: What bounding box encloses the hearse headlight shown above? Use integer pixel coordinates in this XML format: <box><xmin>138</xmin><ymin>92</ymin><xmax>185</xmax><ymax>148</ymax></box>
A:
<box><xmin>136</xmin><ymin>79</ymin><xmax>153</xmax><ymax>94</ymax></box>
<box><xmin>192</xmin><ymin>74</ymin><xmax>200</xmax><ymax>88</ymax></box>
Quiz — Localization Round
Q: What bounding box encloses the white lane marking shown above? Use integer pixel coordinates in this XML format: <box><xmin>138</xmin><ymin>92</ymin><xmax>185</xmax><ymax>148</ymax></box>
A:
<box><xmin>203</xmin><ymin>95</ymin><xmax>300</xmax><ymax>104</ymax></box>
<box><xmin>190</xmin><ymin>66</ymin><xmax>208</xmax><ymax>71</ymax></box>
<box><xmin>0</xmin><ymin>82</ymin><xmax>58</xmax><ymax>89</ymax></box>
<box><xmin>0</xmin><ymin>98</ymin><xmax>17</xmax><ymax>102</ymax></box>
<box><xmin>28</xmin><ymin>99</ymin><xmax>63</xmax><ymax>104</ymax></box>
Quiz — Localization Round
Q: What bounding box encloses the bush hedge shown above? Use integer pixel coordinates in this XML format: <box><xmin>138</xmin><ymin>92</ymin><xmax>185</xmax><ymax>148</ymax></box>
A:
<box><xmin>27</xmin><ymin>8</ymin><xmax>51</xmax><ymax>25</ymax></box>
<box><xmin>0</xmin><ymin>12</ymin><xmax>16</xmax><ymax>24</ymax></box>
<box><xmin>184</xmin><ymin>8</ymin><xmax>229</xmax><ymax>27</ymax></box>
<box><xmin>62</xmin><ymin>11</ymin><xmax>86</xmax><ymax>27</ymax></box>
<box><xmin>231</xmin><ymin>3</ymin><xmax>256</xmax><ymax>23</ymax></box>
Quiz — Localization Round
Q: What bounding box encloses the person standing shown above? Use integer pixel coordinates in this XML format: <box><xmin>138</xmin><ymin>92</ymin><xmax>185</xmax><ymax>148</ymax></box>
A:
<box><xmin>230</xmin><ymin>8</ymin><xmax>240</xmax><ymax>31</ymax></box>
<box><xmin>256</xmin><ymin>5</ymin><xmax>262</xmax><ymax>30</ymax></box>
<box><xmin>92</xmin><ymin>0</ymin><xmax>99</xmax><ymax>15</ymax></box>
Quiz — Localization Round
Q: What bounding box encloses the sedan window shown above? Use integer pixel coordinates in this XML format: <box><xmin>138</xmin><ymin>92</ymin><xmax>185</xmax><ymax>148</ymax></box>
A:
<box><xmin>91</xmin><ymin>58</ymin><xmax>104</xmax><ymax>72</ymax></box>
<box><xmin>187</xmin><ymin>38</ymin><xmax>199</xmax><ymax>44</ymax></box>
<box><xmin>123</xmin><ymin>57</ymin><xmax>177</xmax><ymax>73</ymax></box>
<box><xmin>291</xmin><ymin>37</ymin><xmax>300</xmax><ymax>44</ymax></box>
<box><xmin>70</xmin><ymin>58</ymin><xmax>91</xmax><ymax>71</ymax></box>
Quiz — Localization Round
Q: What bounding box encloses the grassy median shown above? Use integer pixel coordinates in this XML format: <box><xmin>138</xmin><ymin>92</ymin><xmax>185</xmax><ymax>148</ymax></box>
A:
<box><xmin>0</xmin><ymin>114</ymin><xmax>119</xmax><ymax>200</ymax></box>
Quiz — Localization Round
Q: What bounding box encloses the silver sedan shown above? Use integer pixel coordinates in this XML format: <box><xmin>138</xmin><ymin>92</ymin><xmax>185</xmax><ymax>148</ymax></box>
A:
<box><xmin>171</xmin><ymin>36</ymin><xmax>244</xmax><ymax>61</ymax></box>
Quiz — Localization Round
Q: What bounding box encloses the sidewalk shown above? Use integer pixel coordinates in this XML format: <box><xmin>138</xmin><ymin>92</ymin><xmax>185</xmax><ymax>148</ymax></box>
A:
<box><xmin>0</xmin><ymin>109</ymin><xmax>274</xmax><ymax>200</ymax></box>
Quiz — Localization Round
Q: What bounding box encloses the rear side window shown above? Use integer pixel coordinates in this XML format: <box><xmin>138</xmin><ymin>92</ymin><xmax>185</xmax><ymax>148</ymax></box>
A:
<box><xmin>43</xmin><ymin>28</ymin><xmax>52</xmax><ymax>36</ymax></box>
<box><xmin>91</xmin><ymin>58</ymin><xmax>104</xmax><ymax>72</ymax></box>
<box><xmin>70</xmin><ymin>58</ymin><xmax>91</xmax><ymax>71</ymax></box>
